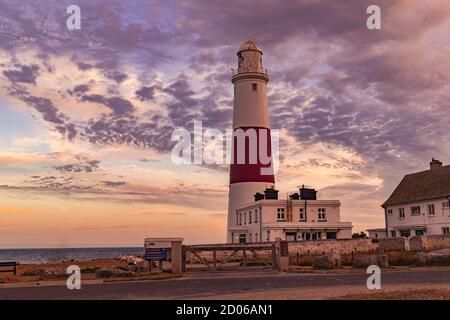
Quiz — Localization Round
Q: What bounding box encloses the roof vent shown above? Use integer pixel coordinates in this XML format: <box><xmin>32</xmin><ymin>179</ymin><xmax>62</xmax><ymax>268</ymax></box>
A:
<box><xmin>254</xmin><ymin>192</ymin><xmax>265</xmax><ymax>202</ymax></box>
<box><xmin>264</xmin><ymin>186</ymin><xmax>279</xmax><ymax>200</ymax></box>
<box><xmin>430</xmin><ymin>158</ymin><xmax>443</xmax><ymax>170</ymax></box>
<box><xmin>299</xmin><ymin>185</ymin><xmax>317</xmax><ymax>200</ymax></box>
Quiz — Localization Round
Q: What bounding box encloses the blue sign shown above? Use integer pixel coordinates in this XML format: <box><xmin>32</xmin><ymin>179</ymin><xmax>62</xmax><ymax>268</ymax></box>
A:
<box><xmin>145</xmin><ymin>248</ymin><xmax>169</xmax><ymax>261</ymax></box>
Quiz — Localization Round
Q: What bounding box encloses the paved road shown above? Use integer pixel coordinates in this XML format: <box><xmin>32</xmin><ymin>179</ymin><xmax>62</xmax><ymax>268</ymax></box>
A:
<box><xmin>1</xmin><ymin>269</ymin><xmax>450</xmax><ymax>300</ymax></box>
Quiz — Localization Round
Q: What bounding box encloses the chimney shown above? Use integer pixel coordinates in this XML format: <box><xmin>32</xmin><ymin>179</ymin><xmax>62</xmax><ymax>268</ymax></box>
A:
<box><xmin>430</xmin><ymin>158</ymin><xmax>443</xmax><ymax>170</ymax></box>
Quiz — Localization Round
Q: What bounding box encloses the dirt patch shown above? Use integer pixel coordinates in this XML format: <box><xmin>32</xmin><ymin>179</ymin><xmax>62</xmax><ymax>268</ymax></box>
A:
<box><xmin>340</xmin><ymin>288</ymin><xmax>450</xmax><ymax>300</ymax></box>
<box><xmin>0</xmin><ymin>259</ymin><xmax>179</xmax><ymax>284</ymax></box>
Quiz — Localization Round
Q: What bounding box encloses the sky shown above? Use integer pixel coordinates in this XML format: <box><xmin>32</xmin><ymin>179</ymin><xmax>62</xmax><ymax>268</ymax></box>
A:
<box><xmin>0</xmin><ymin>0</ymin><xmax>449</xmax><ymax>248</ymax></box>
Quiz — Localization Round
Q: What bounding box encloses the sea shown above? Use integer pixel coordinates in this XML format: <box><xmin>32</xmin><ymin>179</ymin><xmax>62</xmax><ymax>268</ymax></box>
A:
<box><xmin>0</xmin><ymin>247</ymin><xmax>144</xmax><ymax>264</ymax></box>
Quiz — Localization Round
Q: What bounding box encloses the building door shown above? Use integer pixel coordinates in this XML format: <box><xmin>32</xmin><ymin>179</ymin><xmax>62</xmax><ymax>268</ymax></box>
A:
<box><xmin>239</xmin><ymin>234</ymin><xmax>246</xmax><ymax>244</ymax></box>
<box><xmin>415</xmin><ymin>229</ymin><xmax>424</xmax><ymax>236</ymax></box>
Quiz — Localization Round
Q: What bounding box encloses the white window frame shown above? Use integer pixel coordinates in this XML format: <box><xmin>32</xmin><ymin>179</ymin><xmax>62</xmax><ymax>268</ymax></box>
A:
<box><xmin>399</xmin><ymin>207</ymin><xmax>405</xmax><ymax>219</ymax></box>
<box><xmin>428</xmin><ymin>204</ymin><xmax>435</xmax><ymax>216</ymax></box>
<box><xmin>299</xmin><ymin>208</ymin><xmax>306</xmax><ymax>221</ymax></box>
<box><xmin>411</xmin><ymin>206</ymin><xmax>421</xmax><ymax>216</ymax></box>
<box><xmin>443</xmin><ymin>201</ymin><xmax>450</xmax><ymax>210</ymax></box>
<box><xmin>277</xmin><ymin>208</ymin><xmax>285</xmax><ymax>221</ymax></box>
<box><xmin>318</xmin><ymin>208</ymin><xmax>326</xmax><ymax>221</ymax></box>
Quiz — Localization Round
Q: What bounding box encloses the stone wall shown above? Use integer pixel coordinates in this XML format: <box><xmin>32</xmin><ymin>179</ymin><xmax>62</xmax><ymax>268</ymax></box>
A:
<box><xmin>187</xmin><ymin>238</ymin><xmax>379</xmax><ymax>263</ymax></box>
<box><xmin>409</xmin><ymin>235</ymin><xmax>450</xmax><ymax>251</ymax></box>
<box><xmin>379</xmin><ymin>237</ymin><xmax>408</xmax><ymax>251</ymax></box>
<box><xmin>287</xmin><ymin>238</ymin><xmax>379</xmax><ymax>256</ymax></box>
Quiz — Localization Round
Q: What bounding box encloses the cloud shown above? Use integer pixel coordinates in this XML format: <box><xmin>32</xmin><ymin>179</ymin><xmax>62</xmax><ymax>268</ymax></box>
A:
<box><xmin>135</xmin><ymin>85</ymin><xmax>159</xmax><ymax>101</ymax></box>
<box><xmin>54</xmin><ymin>160</ymin><xmax>100</xmax><ymax>173</ymax></box>
<box><xmin>0</xmin><ymin>0</ymin><xmax>450</xmax><ymax>236</ymax></box>
<box><xmin>81</xmin><ymin>94</ymin><xmax>135</xmax><ymax>115</ymax></box>
<box><xmin>102</xmin><ymin>180</ymin><xmax>127</xmax><ymax>187</ymax></box>
<box><xmin>3</xmin><ymin>64</ymin><xmax>39</xmax><ymax>84</ymax></box>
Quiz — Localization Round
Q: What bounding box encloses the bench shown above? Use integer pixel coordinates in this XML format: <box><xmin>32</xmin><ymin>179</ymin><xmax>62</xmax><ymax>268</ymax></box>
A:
<box><xmin>0</xmin><ymin>262</ymin><xmax>17</xmax><ymax>275</ymax></box>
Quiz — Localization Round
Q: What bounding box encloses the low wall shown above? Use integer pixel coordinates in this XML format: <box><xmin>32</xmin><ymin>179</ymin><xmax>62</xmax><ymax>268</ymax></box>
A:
<box><xmin>409</xmin><ymin>235</ymin><xmax>450</xmax><ymax>251</ymax></box>
<box><xmin>287</xmin><ymin>238</ymin><xmax>378</xmax><ymax>256</ymax></box>
<box><xmin>379</xmin><ymin>238</ymin><xmax>408</xmax><ymax>251</ymax></box>
<box><xmin>187</xmin><ymin>238</ymin><xmax>379</xmax><ymax>263</ymax></box>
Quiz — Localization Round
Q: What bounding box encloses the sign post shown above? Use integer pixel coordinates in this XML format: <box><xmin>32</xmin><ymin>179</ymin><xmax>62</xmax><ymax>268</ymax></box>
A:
<box><xmin>144</xmin><ymin>238</ymin><xmax>184</xmax><ymax>274</ymax></box>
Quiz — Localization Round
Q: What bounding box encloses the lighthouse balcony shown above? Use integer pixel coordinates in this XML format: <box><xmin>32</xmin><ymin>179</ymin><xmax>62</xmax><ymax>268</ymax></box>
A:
<box><xmin>232</xmin><ymin>66</ymin><xmax>268</xmax><ymax>76</ymax></box>
<box><xmin>231</xmin><ymin>67</ymin><xmax>269</xmax><ymax>83</ymax></box>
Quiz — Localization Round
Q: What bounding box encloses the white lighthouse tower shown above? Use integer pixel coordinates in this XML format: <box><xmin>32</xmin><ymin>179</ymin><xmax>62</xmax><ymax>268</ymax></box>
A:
<box><xmin>227</xmin><ymin>40</ymin><xmax>275</xmax><ymax>243</ymax></box>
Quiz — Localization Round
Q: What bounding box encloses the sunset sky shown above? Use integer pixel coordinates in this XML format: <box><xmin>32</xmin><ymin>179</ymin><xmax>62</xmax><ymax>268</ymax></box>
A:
<box><xmin>1</xmin><ymin>0</ymin><xmax>449</xmax><ymax>248</ymax></box>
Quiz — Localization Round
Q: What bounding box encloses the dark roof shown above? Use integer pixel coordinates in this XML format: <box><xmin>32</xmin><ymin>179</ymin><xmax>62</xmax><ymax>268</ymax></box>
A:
<box><xmin>382</xmin><ymin>165</ymin><xmax>450</xmax><ymax>207</ymax></box>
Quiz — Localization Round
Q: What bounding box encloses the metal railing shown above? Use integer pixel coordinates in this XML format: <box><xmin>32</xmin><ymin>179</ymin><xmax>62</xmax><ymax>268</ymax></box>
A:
<box><xmin>232</xmin><ymin>67</ymin><xmax>268</xmax><ymax>76</ymax></box>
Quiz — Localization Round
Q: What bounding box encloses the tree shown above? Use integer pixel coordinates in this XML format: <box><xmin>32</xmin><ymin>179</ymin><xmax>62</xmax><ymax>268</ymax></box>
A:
<box><xmin>352</xmin><ymin>231</ymin><xmax>367</xmax><ymax>239</ymax></box>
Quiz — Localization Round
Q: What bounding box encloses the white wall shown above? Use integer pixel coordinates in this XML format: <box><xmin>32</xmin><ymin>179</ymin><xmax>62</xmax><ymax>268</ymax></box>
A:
<box><xmin>386</xmin><ymin>198</ymin><xmax>450</xmax><ymax>237</ymax></box>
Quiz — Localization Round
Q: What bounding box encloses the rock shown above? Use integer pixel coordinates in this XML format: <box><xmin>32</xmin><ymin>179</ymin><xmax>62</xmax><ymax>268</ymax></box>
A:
<box><xmin>313</xmin><ymin>252</ymin><xmax>341</xmax><ymax>270</ymax></box>
<box><xmin>353</xmin><ymin>254</ymin><xmax>389</xmax><ymax>268</ymax></box>
<box><xmin>127</xmin><ymin>264</ymin><xmax>138</xmax><ymax>272</ymax></box>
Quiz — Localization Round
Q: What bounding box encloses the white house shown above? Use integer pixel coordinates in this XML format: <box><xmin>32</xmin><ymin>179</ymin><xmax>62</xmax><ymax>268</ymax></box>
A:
<box><xmin>382</xmin><ymin>159</ymin><xmax>450</xmax><ymax>238</ymax></box>
<box><xmin>228</xmin><ymin>186</ymin><xmax>353</xmax><ymax>243</ymax></box>
<box><xmin>366</xmin><ymin>228</ymin><xmax>387</xmax><ymax>239</ymax></box>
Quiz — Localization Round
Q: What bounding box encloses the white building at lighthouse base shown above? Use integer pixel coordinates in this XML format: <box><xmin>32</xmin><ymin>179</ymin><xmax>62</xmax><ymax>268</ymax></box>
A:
<box><xmin>228</xmin><ymin>187</ymin><xmax>353</xmax><ymax>243</ymax></box>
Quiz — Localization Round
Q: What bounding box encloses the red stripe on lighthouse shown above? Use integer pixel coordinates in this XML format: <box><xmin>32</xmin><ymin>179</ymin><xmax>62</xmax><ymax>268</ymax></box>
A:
<box><xmin>229</xmin><ymin>127</ymin><xmax>275</xmax><ymax>184</ymax></box>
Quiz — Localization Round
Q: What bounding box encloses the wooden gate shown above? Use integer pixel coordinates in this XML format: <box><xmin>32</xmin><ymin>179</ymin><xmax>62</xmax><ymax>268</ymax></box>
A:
<box><xmin>182</xmin><ymin>243</ymin><xmax>277</xmax><ymax>272</ymax></box>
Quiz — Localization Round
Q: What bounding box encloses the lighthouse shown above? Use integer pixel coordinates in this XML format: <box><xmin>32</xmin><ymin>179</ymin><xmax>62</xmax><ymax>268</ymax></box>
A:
<box><xmin>227</xmin><ymin>40</ymin><xmax>275</xmax><ymax>243</ymax></box>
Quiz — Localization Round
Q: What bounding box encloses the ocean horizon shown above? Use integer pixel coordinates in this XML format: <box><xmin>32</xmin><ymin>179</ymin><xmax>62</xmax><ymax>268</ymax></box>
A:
<box><xmin>0</xmin><ymin>247</ymin><xmax>144</xmax><ymax>264</ymax></box>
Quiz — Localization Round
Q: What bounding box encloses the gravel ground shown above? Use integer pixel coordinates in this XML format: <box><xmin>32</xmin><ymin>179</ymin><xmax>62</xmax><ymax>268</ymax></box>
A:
<box><xmin>191</xmin><ymin>283</ymin><xmax>450</xmax><ymax>300</ymax></box>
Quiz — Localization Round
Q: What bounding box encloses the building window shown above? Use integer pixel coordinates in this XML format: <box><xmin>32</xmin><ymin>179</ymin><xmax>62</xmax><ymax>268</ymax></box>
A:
<box><xmin>244</xmin><ymin>212</ymin><xmax>247</xmax><ymax>224</ymax></box>
<box><xmin>299</xmin><ymin>208</ymin><xmax>306</xmax><ymax>221</ymax></box>
<box><xmin>254</xmin><ymin>209</ymin><xmax>258</xmax><ymax>223</ymax></box>
<box><xmin>239</xmin><ymin>212</ymin><xmax>242</xmax><ymax>225</ymax></box>
<box><xmin>252</xmin><ymin>83</ymin><xmax>257</xmax><ymax>91</ymax></box>
<box><xmin>443</xmin><ymin>227</ymin><xmax>450</xmax><ymax>235</ymax></box>
<box><xmin>236</xmin><ymin>212</ymin><xmax>239</xmax><ymax>226</ymax></box>
<box><xmin>318</xmin><ymin>208</ymin><xmax>326</xmax><ymax>221</ymax></box>
<box><xmin>249</xmin><ymin>233</ymin><xmax>252</xmax><ymax>243</ymax></box>
<box><xmin>255</xmin><ymin>232</ymin><xmax>259</xmax><ymax>242</ymax></box>
<box><xmin>399</xmin><ymin>208</ymin><xmax>405</xmax><ymax>219</ymax></box>
<box><xmin>443</xmin><ymin>201</ymin><xmax>450</xmax><ymax>210</ymax></box>
<box><xmin>238</xmin><ymin>54</ymin><xmax>244</xmax><ymax>67</ymax></box>
<box><xmin>428</xmin><ymin>204</ymin><xmax>435</xmax><ymax>216</ymax></box>
<box><xmin>411</xmin><ymin>206</ymin><xmax>421</xmax><ymax>215</ymax></box>
<box><xmin>391</xmin><ymin>230</ymin><xmax>396</xmax><ymax>238</ymax></box>
<box><xmin>249</xmin><ymin>211</ymin><xmax>252</xmax><ymax>224</ymax></box>
<box><xmin>277</xmin><ymin>208</ymin><xmax>285</xmax><ymax>221</ymax></box>
<box><xmin>387</xmin><ymin>209</ymin><xmax>393</xmax><ymax>215</ymax></box>
<box><xmin>266</xmin><ymin>231</ymin><xmax>271</xmax><ymax>242</ymax></box>
<box><xmin>400</xmin><ymin>229</ymin><xmax>411</xmax><ymax>237</ymax></box>
<box><xmin>286</xmin><ymin>232</ymin><xmax>296</xmax><ymax>242</ymax></box>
